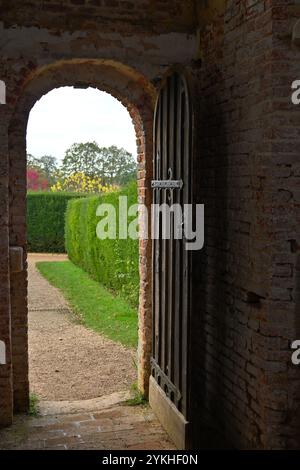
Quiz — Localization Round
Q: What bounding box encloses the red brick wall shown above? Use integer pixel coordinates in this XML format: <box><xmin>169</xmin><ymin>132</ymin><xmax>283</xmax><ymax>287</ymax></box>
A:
<box><xmin>0</xmin><ymin>105</ymin><xmax>13</xmax><ymax>426</ymax></box>
<box><xmin>268</xmin><ymin>0</ymin><xmax>300</xmax><ymax>448</ymax></box>
<box><xmin>0</xmin><ymin>0</ymin><xmax>197</xmax><ymax>34</ymax></box>
<box><xmin>190</xmin><ymin>0</ymin><xmax>300</xmax><ymax>449</ymax></box>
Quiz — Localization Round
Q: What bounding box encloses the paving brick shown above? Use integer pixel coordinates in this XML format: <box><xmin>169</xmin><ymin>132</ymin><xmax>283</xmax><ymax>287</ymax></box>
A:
<box><xmin>0</xmin><ymin>404</ymin><xmax>175</xmax><ymax>450</ymax></box>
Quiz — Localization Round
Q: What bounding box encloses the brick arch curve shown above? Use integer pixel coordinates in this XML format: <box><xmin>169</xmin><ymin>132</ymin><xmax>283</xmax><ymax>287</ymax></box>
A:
<box><xmin>8</xmin><ymin>59</ymin><xmax>156</xmax><ymax>413</ymax></box>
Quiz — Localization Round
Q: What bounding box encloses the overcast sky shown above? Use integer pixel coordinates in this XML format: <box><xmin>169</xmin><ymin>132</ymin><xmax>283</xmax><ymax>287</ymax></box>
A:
<box><xmin>26</xmin><ymin>87</ymin><xmax>137</xmax><ymax>163</ymax></box>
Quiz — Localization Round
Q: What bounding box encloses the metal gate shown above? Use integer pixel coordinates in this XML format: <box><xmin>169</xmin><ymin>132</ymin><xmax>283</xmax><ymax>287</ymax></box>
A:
<box><xmin>149</xmin><ymin>71</ymin><xmax>192</xmax><ymax>449</ymax></box>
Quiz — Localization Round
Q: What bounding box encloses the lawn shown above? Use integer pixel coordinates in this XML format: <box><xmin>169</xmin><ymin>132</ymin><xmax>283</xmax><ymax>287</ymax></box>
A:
<box><xmin>37</xmin><ymin>260</ymin><xmax>138</xmax><ymax>348</ymax></box>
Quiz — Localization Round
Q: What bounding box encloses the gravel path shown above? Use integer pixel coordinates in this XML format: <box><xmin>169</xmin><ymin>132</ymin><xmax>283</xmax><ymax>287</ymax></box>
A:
<box><xmin>28</xmin><ymin>253</ymin><xmax>136</xmax><ymax>401</ymax></box>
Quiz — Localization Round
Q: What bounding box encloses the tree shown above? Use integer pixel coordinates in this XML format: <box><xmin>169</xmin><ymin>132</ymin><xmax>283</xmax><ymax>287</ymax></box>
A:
<box><xmin>61</xmin><ymin>142</ymin><xmax>101</xmax><ymax>178</ymax></box>
<box><xmin>101</xmin><ymin>146</ymin><xmax>137</xmax><ymax>185</ymax></box>
<box><xmin>27</xmin><ymin>168</ymin><xmax>49</xmax><ymax>191</ymax></box>
<box><xmin>60</xmin><ymin>142</ymin><xmax>137</xmax><ymax>186</ymax></box>
<box><xmin>38</xmin><ymin>155</ymin><xmax>58</xmax><ymax>182</ymax></box>
<box><xmin>51</xmin><ymin>172</ymin><xmax>114</xmax><ymax>194</ymax></box>
<box><xmin>27</xmin><ymin>154</ymin><xmax>58</xmax><ymax>186</ymax></box>
<box><xmin>27</xmin><ymin>153</ymin><xmax>40</xmax><ymax>169</ymax></box>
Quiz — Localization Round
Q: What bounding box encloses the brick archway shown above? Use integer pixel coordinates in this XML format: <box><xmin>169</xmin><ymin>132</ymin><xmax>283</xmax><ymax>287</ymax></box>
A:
<box><xmin>8</xmin><ymin>59</ymin><xmax>156</xmax><ymax>414</ymax></box>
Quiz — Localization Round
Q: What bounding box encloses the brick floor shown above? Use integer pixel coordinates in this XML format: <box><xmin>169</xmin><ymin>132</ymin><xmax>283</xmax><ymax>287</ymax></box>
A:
<box><xmin>0</xmin><ymin>255</ymin><xmax>176</xmax><ymax>450</ymax></box>
<box><xmin>0</xmin><ymin>404</ymin><xmax>176</xmax><ymax>450</ymax></box>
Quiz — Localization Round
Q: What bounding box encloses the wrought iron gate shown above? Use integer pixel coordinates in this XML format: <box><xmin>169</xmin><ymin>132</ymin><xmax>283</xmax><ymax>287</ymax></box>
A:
<box><xmin>149</xmin><ymin>71</ymin><xmax>192</xmax><ymax>449</ymax></box>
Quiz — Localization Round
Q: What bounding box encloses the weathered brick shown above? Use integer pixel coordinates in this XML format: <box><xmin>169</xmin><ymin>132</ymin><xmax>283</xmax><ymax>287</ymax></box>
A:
<box><xmin>0</xmin><ymin>0</ymin><xmax>298</xmax><ymax>452</ymax></box>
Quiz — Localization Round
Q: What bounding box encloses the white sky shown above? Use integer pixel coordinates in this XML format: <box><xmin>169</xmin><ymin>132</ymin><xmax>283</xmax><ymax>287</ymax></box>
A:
<box><xmin>26</xmin><ymin>87</ymin><xmax>137</xmax><ymax>163</ymax></box>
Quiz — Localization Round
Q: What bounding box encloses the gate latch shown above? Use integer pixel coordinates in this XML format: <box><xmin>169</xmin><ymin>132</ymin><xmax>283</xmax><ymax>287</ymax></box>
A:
<box><xmin>151</xmin><ymin>168</ymin><xmax>183</xmax><ymax>189</ymax></box>
<box><xmin>151</xmin><ymin>179</ymin><xmax>183</xmax><ymax>189</ymax></box>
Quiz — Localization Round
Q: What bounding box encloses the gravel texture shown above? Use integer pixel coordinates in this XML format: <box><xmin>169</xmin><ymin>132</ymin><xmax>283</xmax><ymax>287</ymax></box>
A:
<box><xmin>28</xmin><ymin>253</ymin><xmax>136</xmax><ymax>401</ymax></box>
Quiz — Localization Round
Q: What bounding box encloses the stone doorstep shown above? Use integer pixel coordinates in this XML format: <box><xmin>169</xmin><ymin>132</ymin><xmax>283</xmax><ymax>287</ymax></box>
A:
<box><xmin>29</xmin><ymin>409</ymin><xmax>150</xmax><ymax>435</ymax></box>
<box><xmin>38</xmin><ymin>390</ymin><xmax>131</xmax><ymax>416</ymax></box>
<box><xmin>46</xmin><ymin>412</ymin><xmax>94</xmax><ymax>424</ymax></box>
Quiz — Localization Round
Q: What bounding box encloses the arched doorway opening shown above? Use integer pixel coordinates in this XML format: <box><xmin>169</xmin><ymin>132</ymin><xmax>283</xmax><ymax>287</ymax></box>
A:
<box><xmin>8</xmin><ymin>59</ymin><xmax>155</xmax><ymax>414</ymax></box>
<box><xmin>26</xmin><ymin>85</ymin><xmax>140</xmax><ymax>403</ymax></box>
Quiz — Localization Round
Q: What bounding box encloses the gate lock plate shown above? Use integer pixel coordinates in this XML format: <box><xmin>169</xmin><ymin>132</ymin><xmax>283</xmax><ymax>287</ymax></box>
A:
<box><xmin>151</xmin><ymin>179</ymin><xmax>183</xmax><ymax>189</ymax></box>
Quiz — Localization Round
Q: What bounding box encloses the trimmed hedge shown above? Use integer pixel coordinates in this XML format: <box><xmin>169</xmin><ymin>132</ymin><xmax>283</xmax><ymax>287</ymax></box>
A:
<box><xmin>65</xmin><ymin>182</ymin><xmax>139</xmax><ymax>308</ymax></box>
<box><xmin>27</xmin><ymin>192</ymin><xmax>80</xmax><ymax>253</ymax></box>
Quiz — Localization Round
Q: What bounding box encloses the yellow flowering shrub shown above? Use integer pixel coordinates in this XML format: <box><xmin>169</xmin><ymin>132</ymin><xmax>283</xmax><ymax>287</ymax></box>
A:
<box><xmin>51</xmin><ymin>172</ymin><xmax>116</xmax><ymax>194</ymax></box>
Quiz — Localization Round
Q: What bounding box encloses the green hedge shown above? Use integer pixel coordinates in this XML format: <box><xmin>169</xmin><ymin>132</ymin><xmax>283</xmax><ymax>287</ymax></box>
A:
<box><xmin>27</xmin><ymin>192</ymin><xmax>80</xmax><ymax>253</ymax></box>
<box><xmin>65</xmin><ymin>182</ymin><xmax>139</xmax><ymax>308</ymax></box>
